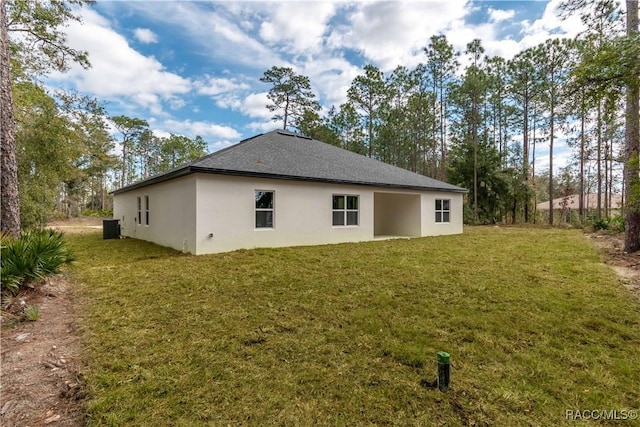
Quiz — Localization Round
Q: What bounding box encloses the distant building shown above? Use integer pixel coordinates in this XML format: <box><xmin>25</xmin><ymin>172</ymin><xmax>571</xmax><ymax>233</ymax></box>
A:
<box><xmin>536</xmin><ymin>194</ymin><xmax>622</xmax><ymax>211</ymax></box>
<box><xmin>536</xmin><ymin>194</ymin><xmax>622</xmax><ymax>224</ymax></box>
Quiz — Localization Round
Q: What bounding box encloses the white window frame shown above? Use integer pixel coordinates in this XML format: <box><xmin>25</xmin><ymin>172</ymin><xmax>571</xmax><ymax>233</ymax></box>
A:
<box><xmin>255</xmin><ymin>190</ymin><xmax>275</xmax><ymax>229</ymax></box>
<box><xmin>332</xmin><ymin>194</ymin><xmax>359</xmax><ymax>227</ymax></box>
<box><xmin>435</xmin><ymin>199</ymin><xmax>451</xmax><ymax>223</ymax></box>
<box><xmin>137</xmin><ymin>196</ymin><xmax>142</xmax><ymax>225</ymax></box>
<box><xmin>144</xmin><ymin>195</ymin><xmax>150</xmax><ymax>226</ymax></box>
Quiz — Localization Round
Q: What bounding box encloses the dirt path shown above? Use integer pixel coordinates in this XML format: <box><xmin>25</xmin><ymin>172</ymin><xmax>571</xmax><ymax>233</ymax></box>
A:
<box><xmin>1</xmin><ymin>218</ymin><xmax>101</xmax><ymax>426</ymax></box>
<box><xmin>589</xmin><ymin>233</ymin><xmax>640</xmax><ymax>301</ymax></box>
<box><xmin>0</xmin><ymin>226</ymin><xmax>638</xmax><ymax>427</ymax></box>
<box><xmin>1</xmin><ymin>277</ymin><xmax>85</xmax><ymax>426</ymax></box>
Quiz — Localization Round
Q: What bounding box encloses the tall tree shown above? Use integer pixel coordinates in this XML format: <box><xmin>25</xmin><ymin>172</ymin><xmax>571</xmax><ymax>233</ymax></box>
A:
<box><xmin>152</xmin><ymin>134</ymin><xmax>208</xmax><ymax>174</ymax></box>
<box><xmin>486</xmin><ymin>56</ymin><xmax>511</xmax><ymax>163</ymax></box>
<box><xmin>1</xmin><ymin>0</ymin><xmax>91</xmax><ymax>236</ymax></box>
<box><xmin>14</xmin><ymin>82</ymin><xmax>85</xmax><ymax>226</ymax></box>
<box><xmin>110</xmin><ymin>115</ymin><xmax>149</xmax><ymax>187</ymax></box>
<box><xmin>378</xmin><ymin>66</ymin><xmax>420</xmax><ymax>168</ymax></box>
<box><xmin>296</xmin><ymin>108</ymin><xmax>341</xmax><ymax>146</ymax></box>
<box><xmin>561</xmin><ymin>0</ymin><xmax>639</xmax><ymax>249</ymax></box>
<box><xmin>405</xmin><ymin>90</ymin><xmax>437</xmax><ymax>175</ymax></box>
<box><xmin>330</xmin><ymin>103</ymin><xmax>367</xmax><ymax>155</ymax></box>
<box><xmin>56</xmin><ymin>90</ymin><xmax>117</xmax><ymax>214</ymax></box>
<box><xmin>423</xmin><ymin>35</ymin><xmax>459</xmax><ymax>180</ymax></box>
<box><xmin>624</xmin><ymin>0</ymin><xmax>640</xmax><ymax>251</ymax></box>
<box><xmin>1</xmin><ymin>0</ymin><xmax>19</xmax><ymax>235</ymax></box>
<box><xmin>536</xmin><ymin>38</ymin><xmax>573</xmax><ymax>225</ymax></box>
<box><xmin>260</xmin><ymin>66</ymin><xmax>320</xmax><ymax>131</ymax></box>
<box><xmin>347</xmin><ymin>64</ymin><xmax>388</xmax><ymax>158</ymax></box>
<box><xmin>452</xmin><ymin>39</ymin><xmax>487</xmax><ymax>222</ymax></box>
<box><xmin>564</xmin><ymin>1</ymin><xmax>622</xmax><ymax>222</ymax></box>
<box><xmin>507</xmin><ymin>48</ymin><xmax>540</xmax><ymax>222</ymax></box>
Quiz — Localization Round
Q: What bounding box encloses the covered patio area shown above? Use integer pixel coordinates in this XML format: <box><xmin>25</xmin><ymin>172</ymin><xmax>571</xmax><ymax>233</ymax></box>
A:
<box><xmin>373</xmin><ymin>192</ymin><xmax>421</xmax><ymax>238</ymax></box>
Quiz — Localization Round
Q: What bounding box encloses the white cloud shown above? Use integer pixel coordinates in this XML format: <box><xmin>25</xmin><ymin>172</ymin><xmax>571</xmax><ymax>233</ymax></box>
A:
<box><xmin>297</xmin><ymin>56</ymin><xmax>361</xmax><ymax>108</ymax></box>
<box><xmin>444</xmin><ymin>0</ymin><xmax>587</xmax><ymax>62</ymax></box>
<box><xmin>116</xmin><ymin>2</ymin><xmax>282</xmax><ymax>69</ymax></box>
<box><xmin>133</xmin><ymin>28</ymin><xmax>158</xmax><ymax>44</ymax></box>
<box><xmin>209</xmin><ymin>140</ymin><xmax>236</xmax><ymax>153</ymax></box>
<box><xmin>337</xmin><ymin>0</ymin><xmax>471</xmax><ymax>71</ymax></box>
<box><xmin>161</xmin><ymin>119</ymin><xmax>241</xmax><ymax>140</ymax></box>
<box><xmin>52</xmin><ymin>8</ymin><xmax>191</xmax><ymax>115</ymax></box>
<box><xmin>488</xmin><ymin>8</ymin><xmax>515</xmax><ymax>23</ymax></box>
<box><xmin>520</xmin><ymin>0</ymin><xmax>585</xmax><ymax>48</ymax></box>
<box><xmin>257</xmin><ymin>2</ymin><xmax>336</xmax><ymax>53</ymax></box>
<box><xmin>214</xmin><ymin>92</ymin><xmax>272</xmax><ymax>120</ymax></box>
<box><xmin>151</xmin><ymin>129</ymin><xmax>172</xmax><ymax>139</ymax></box>
<box><xmin>195</xmin><ymin>76</ymin><xmax>251</xmax><ymax>96</ymax></box>
<box><xmin>239</xmin><ymin>92</ymin><xmax>272</xmax><ymax>119</ymax></box>
<box><xmin>47</xmin><ymin>0</ymin><xmax>598</xmax><ymax>169</ymax></box>
<box><xmin>247</xmin><ymin>120</ymin><xmax>280</xmax><ymax>133</ymax></box>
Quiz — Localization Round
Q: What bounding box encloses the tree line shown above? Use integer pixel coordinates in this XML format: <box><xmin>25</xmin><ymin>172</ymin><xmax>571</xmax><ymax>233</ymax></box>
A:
<box><xmin>1</xmin><ymin>1</ymin><xmax>638</xmax><ymax>250</ymax></box>
<box><xmin>262</xmin><ymin>35</ymin><xmax>624</xmax><ymax>227</ymax></box>
<box><xmin>0</xmin><ymin>0</ymin><xmax>208</xmax><ymax>230</ymax></box>
<box><xmin>14</xmin><ymin>80</ymin><xmax>208</xmax><ymax>227</ymax></box>
<box><xmin>262</xmin><ymin>1</ymin><xmax>637</xmax><ymax>228</ymax></box>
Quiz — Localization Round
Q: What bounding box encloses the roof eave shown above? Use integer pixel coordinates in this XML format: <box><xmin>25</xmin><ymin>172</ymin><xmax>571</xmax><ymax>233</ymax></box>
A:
<box><xmin>110</xmin><ymin>167</ymin><xmax>192</xmax><ymax>195</ymax></box>
<box><xmin>192</xmin><ymin>167</ymin><xmax>468</xmax><ymax>193</ymax></box>
<box><xmin>111</xmin><ymin>166</ymin><xmax>468</xmax><ymax>195</ymax></box>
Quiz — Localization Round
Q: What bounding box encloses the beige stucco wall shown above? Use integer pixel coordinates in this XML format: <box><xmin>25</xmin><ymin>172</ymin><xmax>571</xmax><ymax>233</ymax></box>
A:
<box><xmin>421</xmin><ymin>192</ymin><xmax>464</xmax><ymax>236</ymax></box>
<box><xmin>194</xmin><ymin>174</ymin><xmax>375</xmax><ymax>254</ymax></box>
<box><xmin>114</xmin><ymin>173</ymin><xmax>464</xmax><ymax>255</ymax></box>
<box><xmin>113</xmin><ymin>175</ymin><xmax>197</xmax><ymax>253</ymax></box>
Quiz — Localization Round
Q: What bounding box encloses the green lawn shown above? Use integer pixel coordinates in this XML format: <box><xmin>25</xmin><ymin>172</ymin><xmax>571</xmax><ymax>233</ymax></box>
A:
<box><xmin>68</xmin><ymin>227</ymin><xmax>640</xmax><ymax>426</ymax></box>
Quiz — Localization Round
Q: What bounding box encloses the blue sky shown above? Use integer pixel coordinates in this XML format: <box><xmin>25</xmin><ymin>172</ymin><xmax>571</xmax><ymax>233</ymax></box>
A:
<box><xmin>47</xmin><ymin>0</ymin><xmax>587</xmax><ymax>170</ymax></box>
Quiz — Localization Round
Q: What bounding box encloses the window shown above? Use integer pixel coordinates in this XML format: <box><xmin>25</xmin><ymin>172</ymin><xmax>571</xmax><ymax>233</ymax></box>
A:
<box><xmin>333</xmin><ymin>195</ymin><xmax>359</xmax><ymax>226</ymax></box>
<box><xmin>255</xmin><ymin>191</ymin><xmax>274</xmax><ymax>228</ymax></box>
<box><xmin>435</xmin><ymin>199</ymin><xmax>450</xmax><ymax>223</ymax></box>
<box><xmin>144</xmin><ymin>195</ymin><xmax>150</xmax><ymax>226</ymax></box>
<box><xmin>137</xmin><ymin>197</ymin><xmax>142</xmax><ymax>225</ymax></box>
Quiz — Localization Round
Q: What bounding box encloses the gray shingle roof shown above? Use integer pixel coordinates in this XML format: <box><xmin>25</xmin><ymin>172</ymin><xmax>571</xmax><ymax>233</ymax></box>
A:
<box><xmin>113</xmin><ymin>130</ymin><xmax>467</xmax><ymax>194</ymax></box>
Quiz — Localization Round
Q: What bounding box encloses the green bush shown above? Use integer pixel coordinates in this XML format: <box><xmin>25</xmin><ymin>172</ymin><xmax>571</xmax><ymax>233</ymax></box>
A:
<box><xmin>593</xmin><ymin>218</ymin><xmax>609</xmax><ymax>231</ymax></box>
<box><xmin>23</xmin><ymin>305</ymin><xmax>40</xmax><ymax>321</ymax></box>
<box><xmin>609</xmin><ymin>215</ymin><xmax>624</xmax><ymax>233</ymax></box>
<box><xmin>592</xmin><ymin>216</ymin><xmax>624</xmax><ymax>233</ymax></box>
<box><xmin>1</xmin><ymin>229</ymin><xmax>76</xmax><ymax>297</ymax></box>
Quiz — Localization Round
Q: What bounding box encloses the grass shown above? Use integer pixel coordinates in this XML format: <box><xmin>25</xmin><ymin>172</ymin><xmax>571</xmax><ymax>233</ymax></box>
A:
<box><xmin>67</xmin><ymin>227</ymin><xmax>640</xmax><ymax>426</ymax></box>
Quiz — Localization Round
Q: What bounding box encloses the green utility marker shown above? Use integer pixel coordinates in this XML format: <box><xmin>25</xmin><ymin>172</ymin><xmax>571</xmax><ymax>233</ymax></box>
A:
<box><xmin>437</xmin><ymin>351</ymin><xmax>450</xmax><ymax>392</ymax></box>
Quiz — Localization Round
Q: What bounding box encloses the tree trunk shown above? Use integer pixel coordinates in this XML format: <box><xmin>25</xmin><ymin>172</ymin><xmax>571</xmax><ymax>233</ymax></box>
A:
<box><xmin>549</xmin><ymin>104</ymin><xmax>554</xmax><ymax>226</ymax></box>
<box><xmin>0</xmin><ymin>0</ymin><xmax>21</xmax><ymax>237</ymax></box>
<box><xmin>523</xmin><ymin>88</ymin><xmax>530</xmax><ymax>223</ymax></box>
<box><xmin>624</xmin><ymin>0</ymin><xmax>640</xmax><ymax>252</ymax></box>
<box><xmin>579</xmin><ymin>95</ymin><xmax>585</xmax><ymax>220</ymax></box>
<box><xmin>597</xmin><ymin>99</ymin><xmax>603</xmax><ymax>220</ymax></box>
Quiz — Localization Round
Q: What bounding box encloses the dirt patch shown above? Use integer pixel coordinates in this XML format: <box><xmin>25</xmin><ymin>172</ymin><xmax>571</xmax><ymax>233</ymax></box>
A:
<box><xmin>588</xmin><ymin>233</ymin><xmax>640</xmax><ymax>301</ymax></box>
<box><xmin>1</xmin><ymin>276</ymin><xmax>85</xmax><ymax>426</ymax></box>
<box><xmin>47</xmin><ymin>217</ymin><xmax>104</xmax><ymax>235</ymax></box>
<box><xmin>1</xmin><ymin>219</ymin><xmax>99</xmax><ymax>426</ymax></box>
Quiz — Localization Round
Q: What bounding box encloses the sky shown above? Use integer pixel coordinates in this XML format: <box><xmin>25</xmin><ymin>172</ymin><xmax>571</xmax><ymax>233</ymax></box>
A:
<box><xmin>47</xmin><ymin>0</ymin><xmax>589</xmax><ymax>171</ymax></box>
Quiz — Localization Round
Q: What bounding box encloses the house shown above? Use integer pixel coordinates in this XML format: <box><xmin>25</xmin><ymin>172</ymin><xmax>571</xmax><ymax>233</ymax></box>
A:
<box><xmin>536</xmin><ymin>193</ymin><xmax>622</xmax><ymax>212</ymax></box>
<box><xmin>535</xmin><ymin>193</ymin><xmax>622</xmax><ymax>224</ymax></box>
<box><xmin>112</xmin><ymin>130</ymin><xmax>467</xmax><ymax>255</ymax></box>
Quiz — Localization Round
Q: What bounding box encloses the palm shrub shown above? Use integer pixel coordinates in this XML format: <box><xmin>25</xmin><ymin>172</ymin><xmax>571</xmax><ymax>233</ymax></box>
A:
<box><xmin>1</xmin><ymin>229</ymin><xmax>76</xmax><ymax>297</ymax></box>
<box><xmin>0</xmin><ymin>232</ymin><xmax>21</xmax><ymax>295</ymax></box>
<box><xmin>609</xmin><ymin>215</ymin><xmax>624</xmax><ymax>233</ymax></box>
